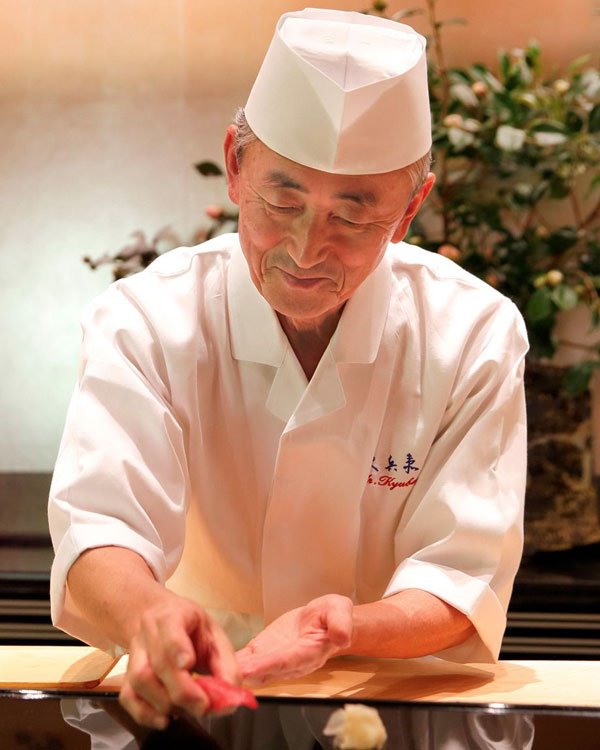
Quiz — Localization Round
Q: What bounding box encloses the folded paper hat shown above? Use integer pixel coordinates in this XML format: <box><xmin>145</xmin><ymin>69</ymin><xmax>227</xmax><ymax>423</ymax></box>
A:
<box><xmin>245</xmin><ymin>7</ymin><xmax>431</xmax><ymax>175</ymax></box>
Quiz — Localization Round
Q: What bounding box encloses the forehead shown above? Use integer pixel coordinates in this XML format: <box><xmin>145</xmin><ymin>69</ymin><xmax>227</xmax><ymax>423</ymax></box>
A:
<box><xmin>240</xmin><ymin>137</ymin><xmax>411</xmax><ymax>201</ymax></box>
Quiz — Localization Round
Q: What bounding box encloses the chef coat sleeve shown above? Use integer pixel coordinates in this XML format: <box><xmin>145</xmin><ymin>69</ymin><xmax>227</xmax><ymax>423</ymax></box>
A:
<box><xmin>48</xmin><ymin>282</ymin><xmax>190</xmax><ymax>651</ymax></box>
<box><xmin>383</xmin><ymin>300</ymin><xmax>528</xmax><ymax>663</ymax></box>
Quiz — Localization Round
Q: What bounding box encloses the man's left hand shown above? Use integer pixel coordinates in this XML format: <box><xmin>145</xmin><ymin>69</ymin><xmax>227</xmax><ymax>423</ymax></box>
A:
<box><xmin>236</xmin><ymin>595</ymin><xmax>353</xmax><ymax>686</ymax></box>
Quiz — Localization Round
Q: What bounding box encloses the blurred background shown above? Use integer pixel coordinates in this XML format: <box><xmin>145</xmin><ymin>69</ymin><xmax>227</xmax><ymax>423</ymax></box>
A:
<box><xmin>1</xmin><ymin>0</ymin><xmax>599</xmax><ymax>653</ymax></box>
<box><xmin>2</xmin><ymin>0</ymin><xmax>598</xmax><ymax>473</ymax></box>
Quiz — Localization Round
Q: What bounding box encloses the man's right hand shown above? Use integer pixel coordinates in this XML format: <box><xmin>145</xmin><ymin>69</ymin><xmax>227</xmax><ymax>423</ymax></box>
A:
<box><xmin>66</xmin><ymin>547</ymin><xmax>239</xmax><ymax>730</ymax></box>
<box><xmin>119</xmin><ymin>594</ymin><xmax>239</xmax><ymax>729</ymax></box>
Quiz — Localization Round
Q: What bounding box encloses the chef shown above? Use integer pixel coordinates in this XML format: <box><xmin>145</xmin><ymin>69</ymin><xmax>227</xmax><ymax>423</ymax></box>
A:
<box><xmin>48</xmin><ymin>8</ymin><xmax>528</xmax><ymax>730</ymax></box>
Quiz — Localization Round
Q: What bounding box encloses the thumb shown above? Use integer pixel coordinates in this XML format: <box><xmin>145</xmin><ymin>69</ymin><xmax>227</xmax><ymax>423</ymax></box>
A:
<box><xmin>324</xmin><ymin>597</ymin><xmax>354</xmax><ymax>650</ymax></box>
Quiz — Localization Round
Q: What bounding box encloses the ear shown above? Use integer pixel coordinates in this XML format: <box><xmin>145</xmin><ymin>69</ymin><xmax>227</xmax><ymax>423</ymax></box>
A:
<box><xmin>224</xmin><ymin>124</ymin><xmax>241</xmax><ymax>205</ymax></box>
<box><xmin>391</xmin><ymin>172</ymin><xmax>436</xmax><ymax>244</ymax></box>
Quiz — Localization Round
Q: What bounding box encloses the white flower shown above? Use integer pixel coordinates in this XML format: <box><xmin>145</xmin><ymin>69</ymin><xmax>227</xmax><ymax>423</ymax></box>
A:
<box><xmin>448</xmin><ymin>128</ymin><xmax>475</xmax><ymax>149</ymax></box>
<box><xmin>443</xmin><ymin>113</ymin><xmax>463</xmax><ymax>128</ymax></box>
<box><xmin>450</xmin><ymin>83</ymin><xmax>479</xmax><ymax>107</ymax></box>
<box><xmin>580</xmin><ymin>70</ymin><xmax>600</xmax><ymax>98</ymax></box>
<box><xmin>495</xmin><ymin>125</ymin><xmax>526</xmax><ymax>151</ymax></box>
<box><xmin>323</xmin><ymin>704</ymin><xmax>387</xmax><ymax>750</ymax></box>
<box><xmin>515</xmin><ymin>182</ymin><xmax>533</xmax><ymax>198</ymax></box>
<box><xmin>532</xmin><ymin>131</ymin><xmax>567</xmax><ymax>147</ymax></box>
<box><xmin>553</xmin><ymin>79</ymin><xmax>570</xmax><ymax>94</ymax></box>
<box><xmin>482</xmin><ymin>72</ymin><xmax>503</xmax><ymax>93</ymax></box>
<box><xmin>463</xmin><ymin>118</ymin><xmax>481</xmax><ymax>132</ymax></box>
<box><xmin>546</xmin><ymin>269</ymin><xmax>564</xmax><ymax>286</ymax></box>
<box><xmin>471</xmin><ymin>80</ymin><xmax>488</xmax><ymax>97</ymax></box>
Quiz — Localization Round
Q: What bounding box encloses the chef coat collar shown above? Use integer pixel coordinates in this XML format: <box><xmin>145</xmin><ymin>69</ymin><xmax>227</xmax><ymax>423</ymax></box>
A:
<box><xmin>227</xmin><ymin>241</ymin><xmax>288</xmax><ymax>367</ymax></box>
<box><xmin>227</xmin><ymin>239</ymin><xmax>393</xmax><ymax>367</ymax></box>
<box><xmin>329</xmin><ymin>253</ymin><xmax>393</xmax><ymax>364</ymax></box>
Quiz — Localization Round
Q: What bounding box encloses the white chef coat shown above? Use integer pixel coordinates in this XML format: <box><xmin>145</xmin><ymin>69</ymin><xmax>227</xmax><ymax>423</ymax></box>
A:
<box><xmin>48</xmin><ymin>233</ymin><xmax>528</xmax><ymax>662</ymax></box>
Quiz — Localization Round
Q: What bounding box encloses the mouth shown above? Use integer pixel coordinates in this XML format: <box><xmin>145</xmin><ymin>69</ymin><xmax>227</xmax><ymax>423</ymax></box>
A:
<box><xmin>279</xmin><ymin>269</ymin><xmax>328</xmax><ymax>289</ymax></box>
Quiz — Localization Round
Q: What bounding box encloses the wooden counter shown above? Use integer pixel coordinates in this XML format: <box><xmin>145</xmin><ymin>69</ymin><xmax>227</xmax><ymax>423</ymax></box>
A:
<box><xmin>2</xmin><ymin>646</ymin><xmax>600</xmax><ymax>712</ymax></box>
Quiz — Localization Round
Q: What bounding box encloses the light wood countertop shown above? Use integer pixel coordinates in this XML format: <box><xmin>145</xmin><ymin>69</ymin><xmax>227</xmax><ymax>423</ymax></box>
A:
<box><xmin>2</xmin><ymin>646</ymin><xmax>599</xmax><ymax>712</ymax></box>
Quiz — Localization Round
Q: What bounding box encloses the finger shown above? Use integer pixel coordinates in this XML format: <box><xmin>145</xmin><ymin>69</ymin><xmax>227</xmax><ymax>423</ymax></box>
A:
<box><xmin>147</xmin><ymin>608</ymin><xmax>197</xmax><ymax>673</ymax></box>
<box><xmin>169</xmin><ymin>670</ymin><xmax>211</xmax><ymax>720</ymax></box>
<box><xmin>203</xmin><ymin>619</ymin><xmax>240</xmax><ymax>685</ymax></box>
<box><xmin>147</xmin><ymin>614</ymin><xmax>210</xmax><ymax>719</ymax></box>
<box><xmin>152</xmin><ymin>638</ymin><xmax>210</xmax><ymax>718</ymax></box>
<box><xmin>148</xmin><ymin>606</ymin><xmax>198</xmax><ymax>677</ymax></box>
<box><xmin>126</xmin><ymin>643</ymin><xmax>172</xmax><ymax>717</ymax></box>
<box><xmin>119</xmin><ymin>681</ymin><xmax>169</xmax><ymax>731</ymax></box>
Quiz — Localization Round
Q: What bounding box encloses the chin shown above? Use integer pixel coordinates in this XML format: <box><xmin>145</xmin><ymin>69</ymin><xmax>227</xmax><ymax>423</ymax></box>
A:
<box><xmin>267</xmin><ymin>288</ymin><xmax>331</xmax><ymax>316</ymax></box>
<box><xmin>275</xmin><ymin>303</ymin><xmax>329</xmax><ymax>321</ymax></box>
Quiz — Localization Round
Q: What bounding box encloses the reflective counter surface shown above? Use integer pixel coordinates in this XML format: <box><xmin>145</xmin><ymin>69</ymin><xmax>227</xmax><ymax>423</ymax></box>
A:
<box><xmin>1</xmin><ymin>691</ymin><xmax>599</xmax><ymax>750</ymax></box>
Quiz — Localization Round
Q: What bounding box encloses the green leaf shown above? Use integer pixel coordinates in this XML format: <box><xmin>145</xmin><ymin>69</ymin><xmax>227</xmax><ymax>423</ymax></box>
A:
<box><xmin>530</xmin><ymin>180</ymin><xmax>550</xmax><ymax>201</ymax></box>
<box><xmin>526</xmin><ymin>288</ymin><xmax>554</xmax><ymax>323</ymax></box>
<box><xmin>548</xmin><ymin>227</ymin><xmax>579</xmax><ymax>253</ymax></box>
<box><xmin>563</xmin><ymin>362</ymin><xmax>595</xmax><ymax>396</ymax></box>
<box><xmin>528</xmin><ymin>323</ymin><xmax>556</xmax><ymax>359</ymax></box>
<box><xmin>565</xmin><ymin>111</ymin><xmax>584</xmax><ymax>133</ymax></box>
<box><xmin>514</xmin><ymin>92</ymin><xmax>537</xmax><ymax>107</ymax></box>
<box><xmin>567</xmin><ymin>54</ymin><xmax>592</xmax><ymax>74</ymax></box>
<box><xmin>525</xmin><ymin>41</ymin><xmax>541</xmax><ymax>69</ymax></box>
<box><xmin>530</xmin><ymin>121</ymin><xmax>568</xmax><ymax>133</ymax></box>
<box><xmin>589</xmin><ymin>104</ymin><xmax>600</xmax><ymax>133</ymax></box>
<box><xmin>449</xmin><ymin>68</ymin><xmax>471</xmax><ymax>83</ymax></box>
<box><xmin>500</xmin><ymin>52</ymin><xmax>511</xmax><ymax>81</ymax></box>
<box><xmin>505</xmin><ymin>70</ymin><xmax>523</xmax><ymax>91</ymax></box>
<box><xmin>547</xmin><ymin>178</ymin><xmax>570</xmax><ymax>200</ymax></box>
<box><xmin>195</xmin><ymin>161</ymin><xmax>223</xmax><ymax>177</ymax></box>
<box><xmin>551</xmin><ymin>284</ymin><xmax>579</xmax><ymax>310</ymax></box>
<box><xmin>472</xmin><ymin>63</ymin><xmax>491</xmax><ymax>76</ymax></box>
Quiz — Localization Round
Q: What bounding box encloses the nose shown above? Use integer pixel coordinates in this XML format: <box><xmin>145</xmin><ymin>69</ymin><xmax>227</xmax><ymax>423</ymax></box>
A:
<box><xmin>287</xmin><ymin>211</ymin><xmax>328</xmax><ymax>269</ymax></box>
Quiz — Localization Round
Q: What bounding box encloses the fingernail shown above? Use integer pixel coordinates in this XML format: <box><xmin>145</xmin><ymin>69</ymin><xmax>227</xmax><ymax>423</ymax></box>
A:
<box><xmin>153</xmin><ymin>716</ymin><xmax>168</xmax><ymax>730</ymax></box>
<box><xmin>175</xmin><ymin>652</ymin><xmax>188</xmax><ymax>669</ymax></box>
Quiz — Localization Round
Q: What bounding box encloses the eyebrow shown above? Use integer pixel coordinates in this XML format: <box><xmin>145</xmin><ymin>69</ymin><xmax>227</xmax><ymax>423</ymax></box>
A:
<box><xmin>264</xmin><ymin>170</ymin><xmax>308</xmax><ymax>192</ymax></box>
<box><xmin>264</xmin><ymin>170</ymin><xmax>377</xmax><ymax>206</ymax></box>
<box><xmin>333</xmin><ymin>190</ymin><xmax>377</xmax><ymax>207</ymax></box>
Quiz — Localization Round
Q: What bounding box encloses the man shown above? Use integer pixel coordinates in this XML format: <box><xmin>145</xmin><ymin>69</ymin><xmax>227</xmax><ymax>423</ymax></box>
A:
<box><xmin>49</xmin><ymin>8</ymin><xmax>528</xmax><ymax>730</ymax></box>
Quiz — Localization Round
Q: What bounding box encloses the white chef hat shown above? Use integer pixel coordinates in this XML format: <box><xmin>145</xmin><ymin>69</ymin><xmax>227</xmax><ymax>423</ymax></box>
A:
<box><xmin>244</xmin><ymin>7</ymin><xmax>431</xmax><ymax>175</ymax></box>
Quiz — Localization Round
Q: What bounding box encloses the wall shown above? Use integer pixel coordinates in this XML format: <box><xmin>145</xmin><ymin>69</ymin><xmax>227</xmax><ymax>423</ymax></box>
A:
<box><xmin>1</xmin><ymin>0</ymin><xmax>598</xmax><ymax>471</ymax></box>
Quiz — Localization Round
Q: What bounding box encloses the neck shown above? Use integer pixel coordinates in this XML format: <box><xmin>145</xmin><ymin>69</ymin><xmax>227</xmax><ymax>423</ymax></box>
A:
<box><xmin>277</xmin><ymin>307</ymin><xmax>344</xmax><ymax>380</ymax></box>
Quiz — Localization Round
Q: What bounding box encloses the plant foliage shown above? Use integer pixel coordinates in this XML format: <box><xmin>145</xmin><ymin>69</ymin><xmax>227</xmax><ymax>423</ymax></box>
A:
<box><xmin>368</xmin><ymin>1</ymin><xmax>600</xmax><ymax>393</ymax></box>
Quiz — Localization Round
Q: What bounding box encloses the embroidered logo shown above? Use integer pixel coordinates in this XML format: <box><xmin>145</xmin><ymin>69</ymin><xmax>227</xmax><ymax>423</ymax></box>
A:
<box><xmin>368</xmin><ymin>453</ymin><xmax>419</xmax><ymax>491</ymax></box>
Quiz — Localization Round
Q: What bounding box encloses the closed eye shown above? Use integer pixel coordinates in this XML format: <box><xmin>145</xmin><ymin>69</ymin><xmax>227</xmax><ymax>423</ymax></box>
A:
<box><xmin>264</xmin><ymin>200</ymin><xmax>300</xmax><ymax>214</ymax></box>
<box><xmin>333</xmin><ymin>215</ymin><xmax>366</xmax><ymax>228</ymax></box>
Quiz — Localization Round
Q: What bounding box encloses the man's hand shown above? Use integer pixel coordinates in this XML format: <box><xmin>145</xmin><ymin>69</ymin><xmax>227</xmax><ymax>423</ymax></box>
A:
<box><xmin>67</xmin><ymin>548</ymin><xmax>241</xmax><ymax>729</ymax></box>
<box><xmin>119</xmin><ymin>594</ymin><xmax>239</xmax><ymax>729</ymax></box>
<box><xmin>236</xmin><ymin>594</ymin><xmax>353</xmax><ymax>686</ymax></box>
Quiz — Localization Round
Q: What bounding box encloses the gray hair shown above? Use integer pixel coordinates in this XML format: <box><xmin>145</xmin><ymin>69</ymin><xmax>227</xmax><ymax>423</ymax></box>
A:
<box><xmin>232</xmin><ymin>106</ymin><xmax>432</xmax><ymax>197</ymax></box>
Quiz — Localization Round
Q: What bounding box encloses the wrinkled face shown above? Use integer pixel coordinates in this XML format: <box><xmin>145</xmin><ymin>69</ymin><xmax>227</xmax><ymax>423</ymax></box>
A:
<box><xmin>224</xmin><ymin>126</ymin><xmax>434</xmax><ymax>329</ymax></box>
